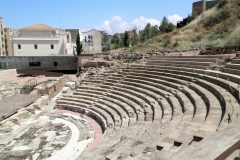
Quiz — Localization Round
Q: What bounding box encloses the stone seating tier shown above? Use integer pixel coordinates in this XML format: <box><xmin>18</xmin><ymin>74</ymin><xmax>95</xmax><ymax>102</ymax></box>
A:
<box><xmin>57</xmin><ymin>61</ymin><xmax>239</xmax><ymax>159</ymax></box>
<box><xmin>152</xmin><ymin>55</ymin><xmax>232</xmax><ymax>59</ymax></box>
<box><xmin>232</xmin><ymin>59</ymin><xmax>240</xmax><ymax>64</ymax></box>
<box><xmin>128</xmin><ymin>66</ymin><xmax>239</xmax><ymax>122</ymax></box>
<box><xmin>145</xmin><ymin>62</ymin><xmax>211</xmax><ymax>70</ymax></box>
<box><xmin>65</xmin><ymin>94</ymin><xmax>126</xmax><ymax>127</ymax></box>
<box><xmin>221</xmin><ymin>68</ymin><xmax>240</xmax><ymax>76</ymax></box>
<box><xmin>225</xmin><ymin>63</ymin><xmax>240</xmax><ymax>70</ymax></box>
<box><xmin>147</xmin><ymin>60</ymin><xmax>214</xmax><ymax>66</ymax></box>
<box><xmin>100</xmin><ymin>84</ymin><xmax>151</xmax><ymax>122</ymax></box>
<box><xmin>56</xmin><ymin>104</ymin><xmax>107</xmax><ymax>132</ymax></box>
<box><xmin>131</xmin><ymin>64</ymin><xmax>240</xmax><ymax>99</ymax></box>
<box><xmin>123</xmin><ymin>75</ymin><xmax>206</xmax><ymax>125</ymax></box>
<box><xmin>61</xmin><ymin>97</ymin><xmax>121</xmax><ymax>126</ymax></box>
<box><xmin>74</xmin><ymin>87</ymin><xmax>141</xmax><ymax>122</ymax></box>
<box><xmin>57</xmin><ymin>99</ymin><xmax>115</xmax><ymax>129</ymax></box>
<box><xmin>123</xmin><ymin>68</ymin><xmax>227</xmax><ymax>138</ymax></box>
<box><xmin>148</xmin><ymin>57</ymin><xmax>225</xmax><ymax>63</ymax></box>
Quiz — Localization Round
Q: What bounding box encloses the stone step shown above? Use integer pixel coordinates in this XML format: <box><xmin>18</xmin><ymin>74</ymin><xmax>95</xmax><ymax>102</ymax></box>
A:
<box><xmin>60</xmin><ymin>97</ymin><xmax>121</xmax><ymax>127</ymax></box>
<box><xmin>146</xmin><ymin>62</ymin><xmax>211</xmax><ymax>70</ymax></box>
<box><xmin>221</xmin><ymin>67</ymin><xmax>240</xmax><ymax>76</ymax></box>
<box><xmin>147</xmin><ymin>60</ymin><xmax>214</xmax><ymax>66</ymax></box>
<box><xmin>124</xmin><ymin>74</ymin><xmax>198</xmax><ymax>118</ymax></box>
<box><xmin>102</xmin><ymin>95</ymin><xmax>137</xmax><ymax>124</ymax></box>
<box><xmin>232</xmin><ymin>59</ymin><xmax>240</xmax><ymax>64</ymax></box>
<box><xmin>225</xmin><ymin>63</ymin><xmax>240</xmax><ymax>70</ymax></box>
<box><xmin>150</xmin><ymin>54</ymin><xmax>232</xmax><ymax>59</ymax></box>
<box><xmin>57</xmin><ymin>99</ymin><xmax>115</xmax><ymax>129</ymax></box>
<box><xmin>149</xmin><ymin>57</ymin><xmax>222</xmax><ymax>63</ymax></box>
<box><xmin>97</xmin><ymin>99</ymin><xmax>129</xmax><ymax>128</ymax></box>
<box><xmin>56</xmin><ymin>104</ymin><xmax>107</xmax><ymax>132</ymax></box>
<box><xmin>128</xmin><ymin>66</ymin><xmax>233</xmax><ymax>138</ymax></box>
<box><xmin>109</xmin><ymin>85</ymin><xmax>154</xmax><ymax>122</ymax></box>
<box><xmin>116</xmin><ymin>82</ymin><xmax>163</xmax><ymax>122</ymax></box>
<box><xmin>104</xmin><ymin>89</ymin><xmax>146</xmax><ymax>123</ymax></box>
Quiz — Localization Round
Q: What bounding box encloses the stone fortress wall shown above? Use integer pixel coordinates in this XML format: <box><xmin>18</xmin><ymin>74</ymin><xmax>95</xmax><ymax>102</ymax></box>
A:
<box><xmin>192</xmin><ymin>0</ymin><xmax>219</xmax><ymax>16</ymax></box>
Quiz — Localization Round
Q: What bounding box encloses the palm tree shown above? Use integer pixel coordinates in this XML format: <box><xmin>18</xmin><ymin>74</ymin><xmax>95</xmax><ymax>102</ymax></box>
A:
<box><xmin>74</xmin><ymin>32</ymin><xmax>83</xmax><ymax>74</ymax></box>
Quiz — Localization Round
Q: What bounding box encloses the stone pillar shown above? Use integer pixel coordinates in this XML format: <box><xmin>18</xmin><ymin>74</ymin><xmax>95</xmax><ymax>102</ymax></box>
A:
<box><xmin>203</xmin><ymin>0</ymin><xmax>206</xmax><ymax>13</ymax></box>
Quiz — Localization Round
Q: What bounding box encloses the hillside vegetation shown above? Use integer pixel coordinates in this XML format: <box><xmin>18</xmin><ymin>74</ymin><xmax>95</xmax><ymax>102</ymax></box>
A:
<box><xmin>115</xmin><ymin>0</ymin><xmax>240</xmax><ymax>53</ymax></box>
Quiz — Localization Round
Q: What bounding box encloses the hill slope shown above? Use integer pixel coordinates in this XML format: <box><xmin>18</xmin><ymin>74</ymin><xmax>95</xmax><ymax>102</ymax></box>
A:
<box><xmin>116</xmin><ymin>0</ymin><xmax>240</xmax><ymax>53</ymax></box>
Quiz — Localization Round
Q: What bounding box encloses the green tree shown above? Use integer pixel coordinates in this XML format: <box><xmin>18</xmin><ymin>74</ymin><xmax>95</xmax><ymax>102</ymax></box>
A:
<box><xmin>75</xmin><ymin>32</ymin><xmax>83</xmax><ymax>55</ymax></box>
<box><xmin>139</xmin><ymin>23</ymin><xmax>159</xmax><ymax>42</ymax></box>
<box><xmin>167</xmin><ymin>22</ymin><xmax>175</xmax><ymax>33</ymax></box>
<box><xmin>145</xmin><ymin>23</ymin><xmax>152</xmax><ymax>39</ymax></box>
<box><xmin>111</xmin><ymin>34</ymin><xmax>120</xmax><ymax>46</ymax></box>
<box><xmin>74</xmin><ymin>32</ymin><xmax>83</xmax><ymax>74</ymax></box>
<box><xmin>119</xmin><ymin>33</ymin><xmax>125</xmax><ymax>47</ymax></box>
<box><xmin>131</xmin><ymin>28</ymin><xmax>139</xmax><ymax>46</ymax></box>
<box><xmin>187</xmin><ymin>13</ymin><xmax>196</xmax><ymax>23</ymax></box>
<box><xmin>159</xmin><ymin>16</ymin><xmax>175</xmax><ymax>33</ymax></box>
<box><xmin>139</xmin><ymin>30</ymin><xmax>146</xmax><ymax>42</ymax></box>
<box><xmin>123</xmin><ymin>31</ymin><xmax>130</xmax><ymax>47</ymax></box>
<box><xmin>151</xmin><ymin>25</ymin><xmax>159</xmax><ymax>37</ymax></box>
<box><xmin>159</xmin><ymin>16</ymin><xmax>169</xmax><ymax>33</ymax></box>
<box><xmin>102</xmin><ymin>33</ymin><xmax>109</xmax><ymax>44</ymax></box>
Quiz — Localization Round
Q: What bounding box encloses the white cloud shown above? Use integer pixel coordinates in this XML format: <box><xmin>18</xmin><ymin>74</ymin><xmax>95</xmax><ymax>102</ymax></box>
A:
<box><xmin>95</xmin><ymin>15</ymin><xmax>131</xmax><ymax>34</ymax></box>
<box><xmin>167</xmin><ymin>14</ymin><xmax>183</xmax><ymax>25</ymax></box>
<box><xmin>131</xmin><ymin>16</ymin><xmax>160</xmax><ymax>31</ymax></box>
<box><xmin>96</xmin><ymin>15</ymin><xmax>160</xmax><ymax>34</ymax></box>
<box><xmin>96</xmin><ymin>14</ymin><xmax>182</xmax><ymax>34</ymax></box>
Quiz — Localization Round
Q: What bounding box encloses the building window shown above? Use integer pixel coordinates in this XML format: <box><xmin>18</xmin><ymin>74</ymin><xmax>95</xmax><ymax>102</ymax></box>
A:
<box><xmin>34</xmin><ymin>44</ymin><xmax>37</xmax><ymax>49</ymax></box>
<box><xmin>18</xmin><ymin>44</ymin><xmax>21</xmax><ymax>49</ymax></box>
<box><xmin>29</xmin><ymin>62</ymin><xmax>41</xmax><ymax>66</ymax></box>
<box><xmin>53</xmin><ymin>62</ymin><xmax>59</xmax><ymax>66</ymax></box>
<box><xmin>51</xmin><ymin>44</ymin><xmax>54</xmax><ymax>49</ymax></box>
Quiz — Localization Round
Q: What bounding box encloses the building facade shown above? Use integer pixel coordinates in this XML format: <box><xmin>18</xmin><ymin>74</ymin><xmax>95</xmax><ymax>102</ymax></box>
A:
<box><xmin>81</xmin><ymin>29</ymin><xmax>102</xmax><ymax>54</ymax></box>
<box><xmin>0</xmin><ymin>17</ymin><xmax>5</xmax><ymax>56</ymax></box>
<box><xmin>12</xmin><ymin>24</ymin><xmax>71</xmax><ymax>56</ymax></box>
<box><xmin>66</xmin><ymin>29</ymin><xmax>102</xmax><ymax>54</ymax></box>
<box><xmin>4</xmin><ymin>28</ymin><xmax>17</xmax><ymax>56</ymax></box>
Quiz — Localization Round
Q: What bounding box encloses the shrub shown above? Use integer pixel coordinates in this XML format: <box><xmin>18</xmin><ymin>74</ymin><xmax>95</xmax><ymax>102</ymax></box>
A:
<box><xmin>173</xmin><ymin>39</ymin><xmax>179</xmax><ymax>48</ymax></box>
<box><xmin>197</xmin><ymin>35</ymin><xmax>202</xmax><ymax>41</ymax></box>
<box><xmin>218</xmin><ymin>0</ymin><xmax>228</xmax><ymax>9</ymax></box>
<box><xmin>164</xmin><ymin>38</ymin><xmax>171</xmax><ymax>47</ymax></box>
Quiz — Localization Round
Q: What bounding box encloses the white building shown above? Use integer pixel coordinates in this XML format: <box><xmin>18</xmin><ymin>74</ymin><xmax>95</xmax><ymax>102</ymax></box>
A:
<box><xmin>81</xmin><ymin>29</ymin><xmax>102</xmax><ymax>54</ymax></box>
<box><xmin>66</xmin><ymin>29</ymin><xmax>101</xmax><ymax>54</ymax></box>
<box><xmin>12</xmin><ymin>24</ymin><xmax>72</xmax><ymax>56</ymax></box>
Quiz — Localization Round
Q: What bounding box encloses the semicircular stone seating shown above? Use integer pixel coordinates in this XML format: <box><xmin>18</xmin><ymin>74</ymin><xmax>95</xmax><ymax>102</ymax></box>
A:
<box><xmin>56</xmin><ymin>54</ymin><xmax>240</xmax><ymax>160</ymax></box>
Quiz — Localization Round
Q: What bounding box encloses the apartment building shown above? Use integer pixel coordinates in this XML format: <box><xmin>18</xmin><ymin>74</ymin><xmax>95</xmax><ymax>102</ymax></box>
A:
<box><xmin>0</xmin><ymin>17</ymin><xmax>5</xmax><ymax>56</ymax></box>
<box><xmin>12</xmin><ymin>24</ymin><xmax>71</xmax><ymax>56</ymax></box>
<box><xmin>4</xmin><ymin>28</ymin><xmax>17</xmax><ymax>56</ymax></box>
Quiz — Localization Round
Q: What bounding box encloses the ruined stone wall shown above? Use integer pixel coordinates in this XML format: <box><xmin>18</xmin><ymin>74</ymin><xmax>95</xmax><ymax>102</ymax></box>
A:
<box><xmin>0</xmin><ymin>69</ymin><xmax>17</xmax><ymax>80</ymax></box>
<box><xmin>41</xmin><ymin>76</ymin><xmax>66</xmax><ymax>100</ymax></box>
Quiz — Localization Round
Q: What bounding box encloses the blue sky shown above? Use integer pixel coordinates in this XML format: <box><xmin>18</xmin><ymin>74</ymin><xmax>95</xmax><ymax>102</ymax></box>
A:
<box><xmin>1</xmin><ymin>0</ymin><xmax>197</xmax><ymax>34</ymax></box>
